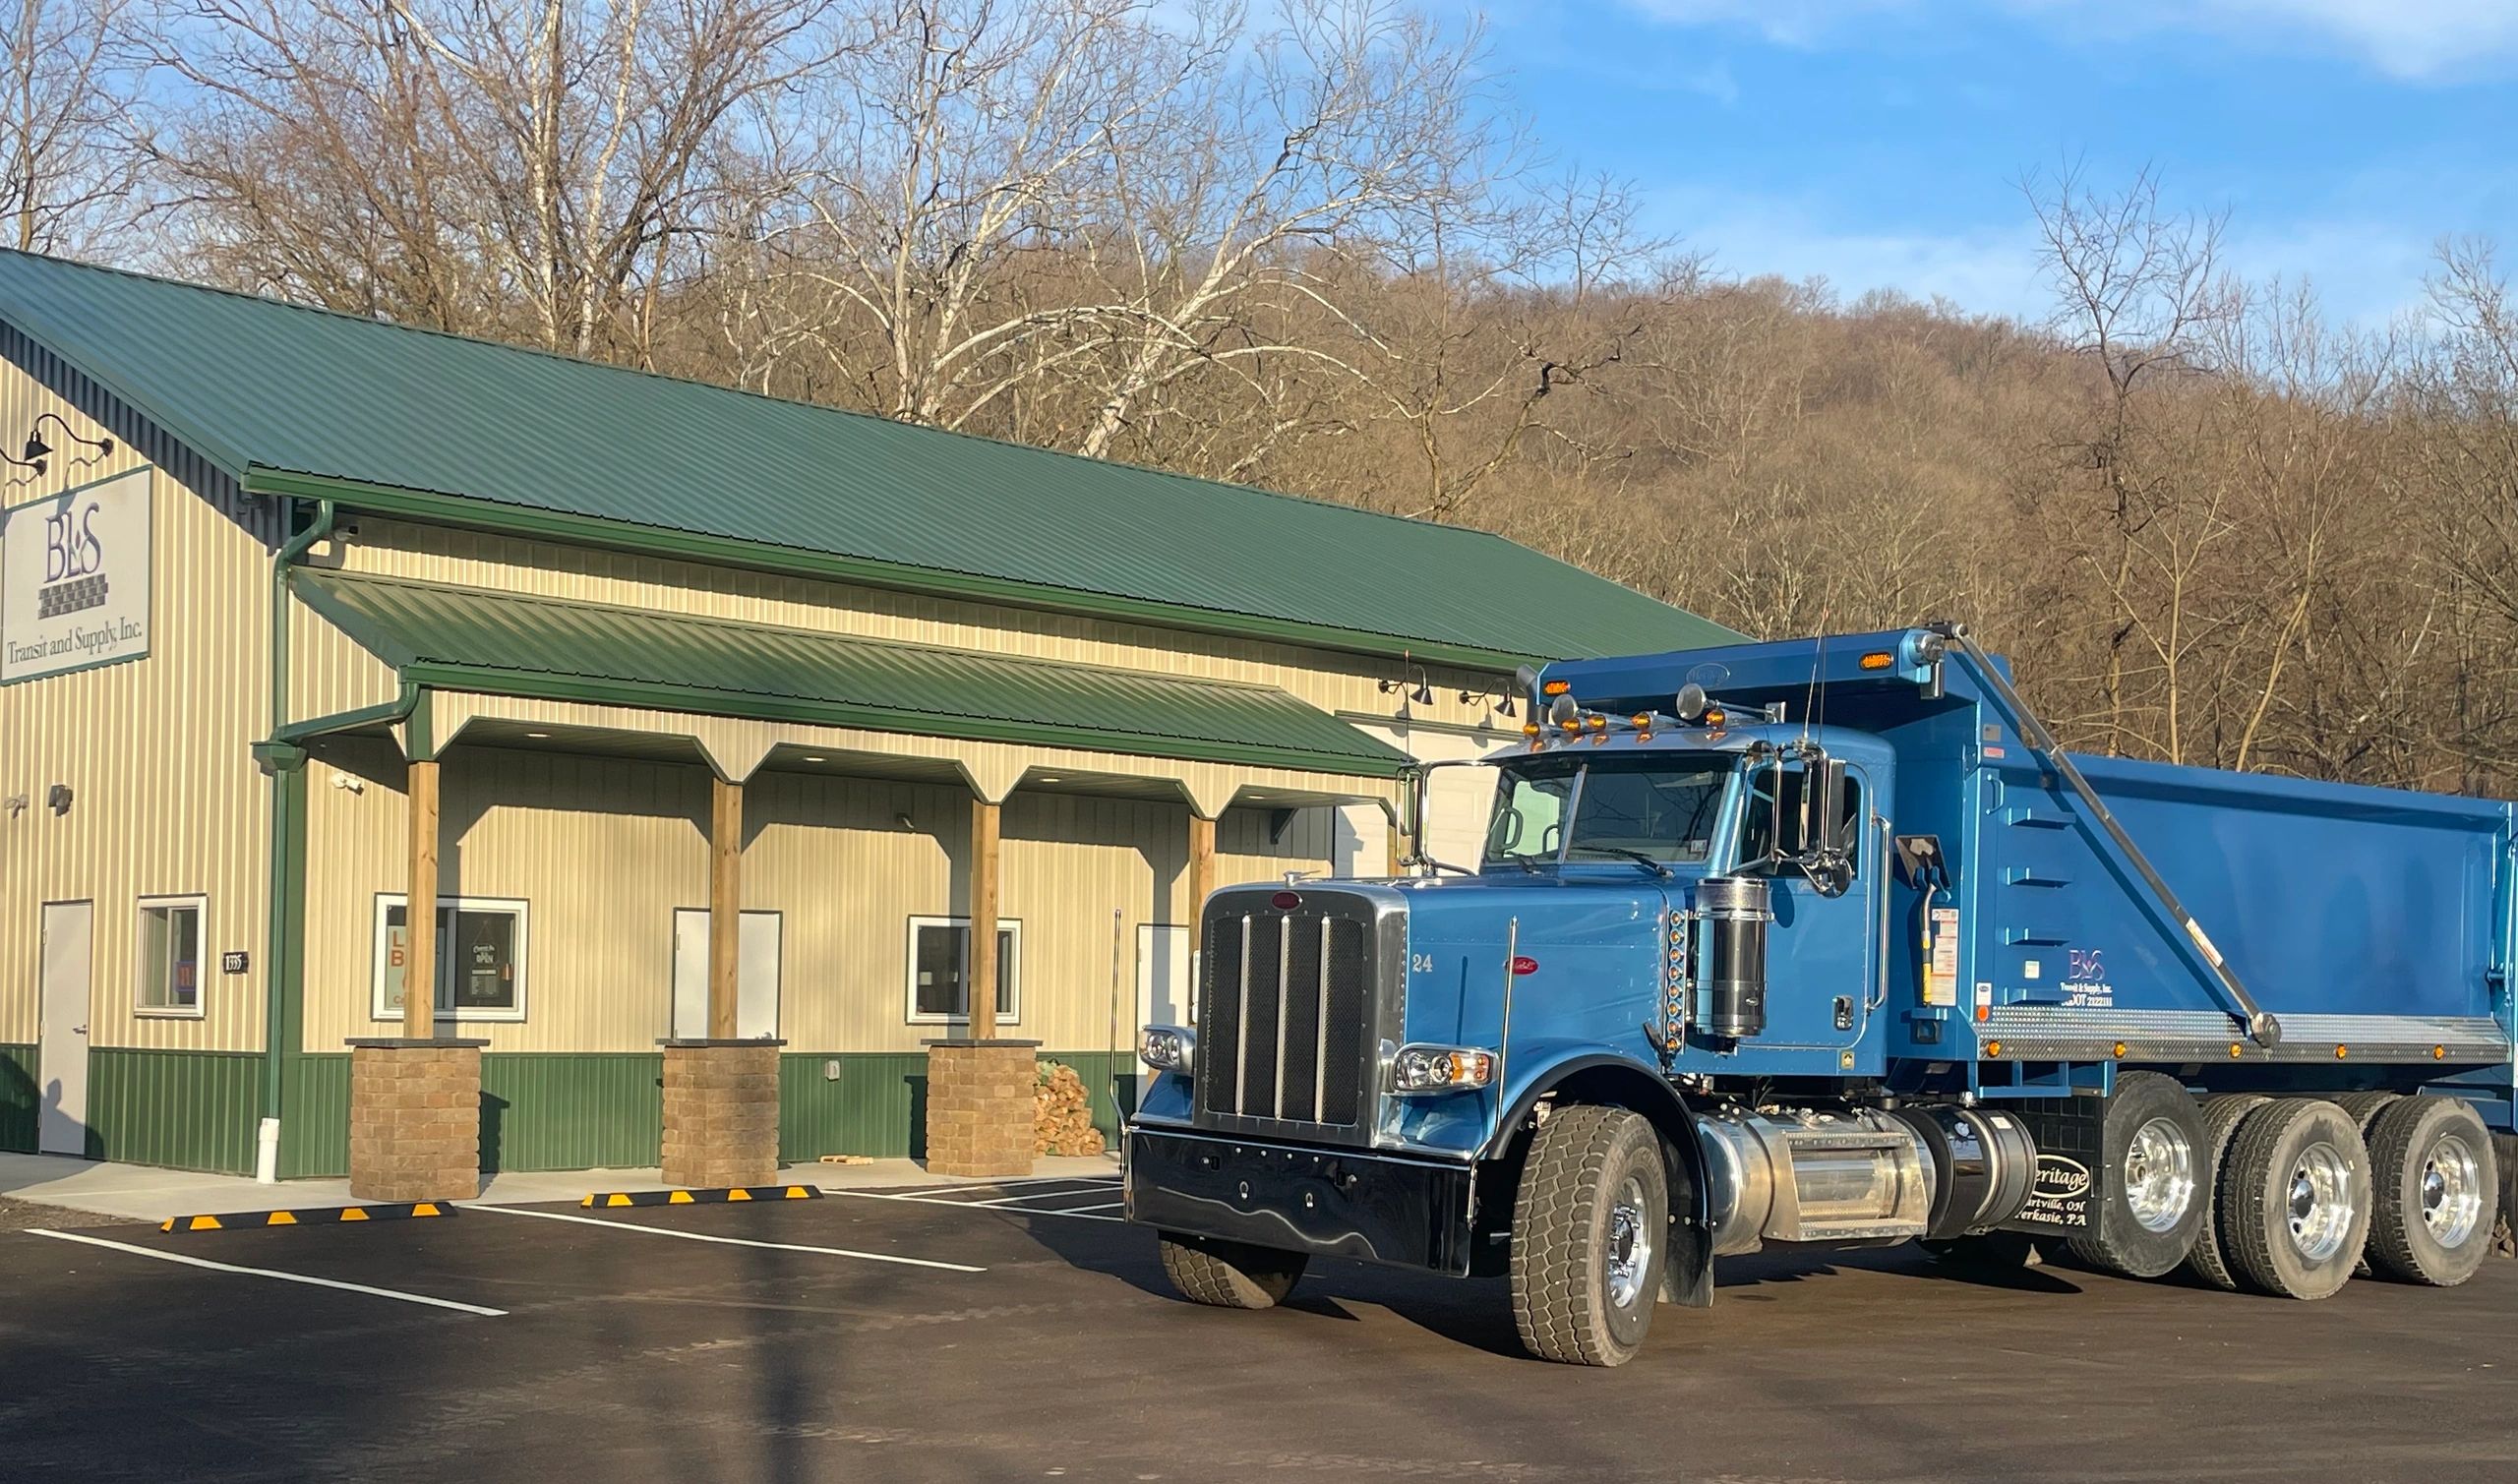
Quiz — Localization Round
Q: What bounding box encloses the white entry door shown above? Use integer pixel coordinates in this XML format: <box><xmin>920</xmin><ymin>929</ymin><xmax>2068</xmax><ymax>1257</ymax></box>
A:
<box><xmin>1136</xmin><ymin>923</ymin><xmax>1191</xmax><ymax>1081</ymax></box>
<box><xmin>671</xmin><ymin>909</ymin><xmax>782</xmax><ymax>1039</ymax></box>
<box><xmin>38</xmin><ymin>901</ymin><xmax>93</xmax><ymax>1157</ymax></box>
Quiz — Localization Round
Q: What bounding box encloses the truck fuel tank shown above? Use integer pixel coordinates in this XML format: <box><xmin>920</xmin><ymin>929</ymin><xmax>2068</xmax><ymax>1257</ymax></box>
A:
<box><xmin>1696</xmin><ymin>1103</ymin><xmax>2037</xmax><ymax>1256</ymax></box>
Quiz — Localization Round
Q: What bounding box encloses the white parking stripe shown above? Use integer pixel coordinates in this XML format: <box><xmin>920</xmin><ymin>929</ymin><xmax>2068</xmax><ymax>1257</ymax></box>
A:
<box><xmin>27</xmin><ymin>1229</ymin><xmax>507</xmax><ymax>1317</ymax></box>
<box><xmin>472</xmin><ymin>1204</ymin><xmax>987</xmax><ymax>1271</ymax></box>
<box><xmin>824</xmin><ymin>1189</ymin><xmax>1126</xmax><ymax>1223</ymax></box>
<box><xmin>903</xmin><ymin>1176</ymin><xmax>1118</xmax><ymax>1203</ymax></box>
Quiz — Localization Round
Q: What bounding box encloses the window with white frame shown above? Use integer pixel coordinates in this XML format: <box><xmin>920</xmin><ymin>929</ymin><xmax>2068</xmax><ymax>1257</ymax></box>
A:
<box><xmin>373</xmin><ymin>894</ymin><xmax>529</xmax><ymax>1022</ymax></box>
<box><xmin>906</xmin><ymin>916</ymin><xmax>1020</xmax><ymax>1024</ymax></box>
<box><xmin>137</xmin><ymin>896</ymin><xmax>207</xmax><ymax>1016</ymax></box>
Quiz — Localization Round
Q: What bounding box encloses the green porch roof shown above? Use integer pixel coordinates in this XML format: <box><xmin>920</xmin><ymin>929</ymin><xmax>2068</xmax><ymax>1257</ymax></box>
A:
<box><xmin>0</xmin><ymin>249</ymin><xmax>1738</xmax><ymax>669</ymax></box>
<box><xmin>292</xmin><ymin>570</ymin><xmax>1411</xmax><ymax>778</ymax></box>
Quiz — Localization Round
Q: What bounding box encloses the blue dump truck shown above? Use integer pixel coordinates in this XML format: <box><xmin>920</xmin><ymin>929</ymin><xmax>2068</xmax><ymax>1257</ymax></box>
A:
<box><xmin>1123</xmin><ymin>623</ymin><xmax>2518</xmax><ymax>1365</ymax></box>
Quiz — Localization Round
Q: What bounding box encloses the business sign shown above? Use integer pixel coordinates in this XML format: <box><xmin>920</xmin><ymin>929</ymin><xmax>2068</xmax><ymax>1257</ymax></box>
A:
<box><xmin>2</xmin><ymin>469</ymin><xmax>152</xmax><ymax>683</ymax></box>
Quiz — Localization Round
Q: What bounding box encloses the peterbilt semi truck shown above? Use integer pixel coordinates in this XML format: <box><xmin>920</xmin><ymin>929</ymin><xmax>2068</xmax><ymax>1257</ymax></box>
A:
<box><xmin>1122</xmin><ymin>623</ymin><xmax>2518</xmax><ymax>1366</ymax></box>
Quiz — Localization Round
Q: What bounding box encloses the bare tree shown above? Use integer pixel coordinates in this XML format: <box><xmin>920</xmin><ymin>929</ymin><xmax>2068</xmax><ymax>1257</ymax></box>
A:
<box><xmin>141</xmin><ymin>0</ymin><xmax>848</xmax><ymax>354</ymax></box>
<box><xmin>4</xmin><ymin>0</ymin><xmax>139</xmax><ymax>253</ymax></box>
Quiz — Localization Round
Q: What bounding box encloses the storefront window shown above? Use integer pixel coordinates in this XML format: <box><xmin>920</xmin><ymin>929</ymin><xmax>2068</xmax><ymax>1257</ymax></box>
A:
<box><xmin>907</xmin><ymin>916</ymin><xmax>1020</xmax><ymax>1023</ymax></box>
<box><xmin>374</xmin><ymin>895</ymin><xmax>529</xmax><ymax>1021</ymax></box>
<box><xmin>137</xmin><ymin>897</ymin><xmax>206</xmax><ymax>1016</ymax></box>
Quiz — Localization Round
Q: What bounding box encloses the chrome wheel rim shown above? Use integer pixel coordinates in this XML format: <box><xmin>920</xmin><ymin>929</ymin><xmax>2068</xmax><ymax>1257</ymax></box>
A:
<box><xmin>2421</xmin><ymin>1133</ymin><xmax>2485</xmax><ymax>1250</ymax></box>
<box><xmin>2287</xmin><ymin>1141</ymin><xmax>2358</xmax><ymax>1263</ymax></box>
<box><xmin>2123</xmin><ymin>1115</ymin><xmax>2197</xmax><ymax>1234</ymax></box>
<box><xmin>1606</xmin><ymin>1176</ymin><xmax>1652</xmax><ymax>1309</ymax></box>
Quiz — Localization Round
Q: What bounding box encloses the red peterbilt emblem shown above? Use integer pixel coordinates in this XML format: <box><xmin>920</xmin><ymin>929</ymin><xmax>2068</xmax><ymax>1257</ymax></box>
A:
<box><xmin>1511</xmin><ymin>956</ymin><xmax>1539</xmax><ymax>976</ymax></box>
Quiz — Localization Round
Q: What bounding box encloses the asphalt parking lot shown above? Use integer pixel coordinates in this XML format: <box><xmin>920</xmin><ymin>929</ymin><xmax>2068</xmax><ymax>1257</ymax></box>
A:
<box><xmin>4</xmin><ymin>1175</ymin><xmax>2512</xmax><ymax>1484</ymax></box>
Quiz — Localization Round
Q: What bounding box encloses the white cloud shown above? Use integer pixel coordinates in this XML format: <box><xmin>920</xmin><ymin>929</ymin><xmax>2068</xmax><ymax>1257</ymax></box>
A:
<box><xmin>1620</xmin><ymin>0</ymin><xmax>2518</xmax><ymax>79</ymax></box>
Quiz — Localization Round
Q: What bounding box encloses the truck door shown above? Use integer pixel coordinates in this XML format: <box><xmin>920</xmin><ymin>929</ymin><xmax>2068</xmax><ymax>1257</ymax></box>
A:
<box><xmin>1736</xmin><ymin>758</ymin><xmax>1882</xmax><ymax>1052</ymax></box>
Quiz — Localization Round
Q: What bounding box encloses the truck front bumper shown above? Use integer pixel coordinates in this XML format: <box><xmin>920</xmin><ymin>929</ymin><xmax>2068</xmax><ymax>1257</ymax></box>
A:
<box><xmin>1124</xmin><ymin>1126</ymin><xmax>1476</xmax><ymax>1276</ymax></box>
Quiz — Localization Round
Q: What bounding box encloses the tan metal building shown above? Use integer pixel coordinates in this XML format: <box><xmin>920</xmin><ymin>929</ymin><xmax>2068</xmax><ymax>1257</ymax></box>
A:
<box><xmin>0</xmin><ymin>250</ymin><xmax>1732</xmax><ymax>1181</ymax></box>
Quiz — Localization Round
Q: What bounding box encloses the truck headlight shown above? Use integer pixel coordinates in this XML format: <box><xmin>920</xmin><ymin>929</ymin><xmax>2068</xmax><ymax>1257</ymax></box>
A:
<box><xmin>1388</xmin><ymin>1043</ymin><xmax>1498</xmax><ymax>1094</ymax></box>
<box><xmin>1140</xmin><ymin>1025</ymin><xmax>1195</xmax><ymax>1074</ymax></box>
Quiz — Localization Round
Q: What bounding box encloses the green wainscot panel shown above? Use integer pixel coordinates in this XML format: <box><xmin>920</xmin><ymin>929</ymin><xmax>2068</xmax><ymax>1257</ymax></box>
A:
<box><xmin>478</xmin><ymin>1053</ymin><xmax>662</xmax><ymax>1173</ymax></box>
<box><xmin>278</xmin><ymin>1051</ymin><xmax>665</xmax><ymax>1177</ymax></box>
<box><xmin>280</xmin><ymin>1053</ymin><xmax>351</xmax><ymax>1178</ymax></box>
<box><xmin>779</xmin><ymin>1052</ymin><xmax>929</xmax><ymax>1161</ymax></box>
<box><xmin>0</xmin><ymin>1043</ymin><xmax>35</xmax><ymax>1154</ymax></box>
<box><xmin>778</xmin><ymin>1049</ymin><xmax>1142</xmax><ymax>1162</ymax></box>
<box><xmin>85</xmin><ymin>1049</ymin><xmax>263</xmax><ymax>1173</ymax></box>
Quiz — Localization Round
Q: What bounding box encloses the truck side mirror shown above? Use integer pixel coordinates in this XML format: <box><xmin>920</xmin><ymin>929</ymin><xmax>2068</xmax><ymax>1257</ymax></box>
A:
<box><xmin>1794</xmin><ymin>753</ymin><xmax>1853</xmax><ymax>896</ymax></box>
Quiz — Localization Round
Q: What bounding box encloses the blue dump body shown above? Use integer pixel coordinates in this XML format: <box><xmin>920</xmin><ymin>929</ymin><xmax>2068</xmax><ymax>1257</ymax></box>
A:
<box><xmin>1542</xmin><ymin>628</ymin><xmax>2518</xmax><ymax>1119</ymax></box>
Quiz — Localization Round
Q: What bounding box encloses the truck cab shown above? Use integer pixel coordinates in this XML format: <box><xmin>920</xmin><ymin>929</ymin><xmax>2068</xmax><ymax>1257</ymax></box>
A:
<box><xmin>1125</xmin><ymin>625</ymin><xmax>2517</xmax><ymax>1365</ymax></box>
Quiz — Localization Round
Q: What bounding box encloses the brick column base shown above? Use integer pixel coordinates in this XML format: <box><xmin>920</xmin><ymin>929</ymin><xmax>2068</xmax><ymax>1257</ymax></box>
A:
<box><xmin>924</xmin><ymin>1039</ymin><xmax>1041</xmax><ymax>1178</ymax></box>
<box><xmin>660</xmin><ymin>1039</ymin><xmax>784</xmax><ymax>1189</ymax></box>
<box><xmin>345</xmin><ymin>1039</ymin><xmax>486</xmax><ymax>1203</ymax></box>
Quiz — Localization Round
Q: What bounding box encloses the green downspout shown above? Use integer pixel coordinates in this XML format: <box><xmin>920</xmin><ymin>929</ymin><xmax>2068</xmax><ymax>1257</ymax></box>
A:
<box><xmin>257</xmin><ymin>497</ymin><xmax>333</xmax><ymax>1181</ymax></box>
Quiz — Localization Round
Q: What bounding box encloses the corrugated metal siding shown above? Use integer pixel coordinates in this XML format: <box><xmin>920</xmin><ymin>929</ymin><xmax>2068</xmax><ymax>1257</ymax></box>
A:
<box><xmin>0</xmin><ymin>1042</ymin><xmax>34</xmax><ymax>1151</ymax></box>
<box><xmin>0</xmin><ymin>331</ymin><xmax>276</xmax><ymax>1053</ymax></box>
<box><xmin>339</xmin><ymin>516</ymin><xmax>1513</xmax><ymax>731</ymax></box>
<box><xmin>294</xmin><ymin>569</ymin><xmax>1407</xmax><ymax>774</ymax></box>
<box><xmin>280</xmin><ymin>1052</ymin><xmax>350</xmax><ymax>1176</ymax></box>
<box><xmin>479</xmin><ymin>1053</ymin><xmax>662</xmax><ymax>1172</ymax></box>
<box><xmin>300</xmin><ymin>746</ymin><xmax>1332</xmax><ymax>1059</ymax></box>
<box><xmin>303</xmin><ymin>741</ymin><xmax>707</xmax><ymax>1053</ymax></box>
<box><xmin>779</xmin><ymin>1049</ymin><xmax>1137</xmax><ymax>1159</ymax></box>
<box><xmin>778</xmin><ymin>1051</ymin><xmax>929</xmax><ymax>1160</ymax></box>
<box><xmin>0</xmin><ymin>251</ymin><xmax>1735</xmax><ymax>663</ymax></box>
<box><xmin>84</xmin><ymin>1048</ymin><xmax>261</xmax><ymax>1171</ymax></box>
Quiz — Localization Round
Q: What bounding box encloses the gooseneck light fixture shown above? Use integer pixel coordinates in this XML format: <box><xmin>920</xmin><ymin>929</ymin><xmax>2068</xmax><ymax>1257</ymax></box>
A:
<box><xmin>24</xmin><ymin>411</ymin><xmax>114</xmax><ymax>470</ymax></box>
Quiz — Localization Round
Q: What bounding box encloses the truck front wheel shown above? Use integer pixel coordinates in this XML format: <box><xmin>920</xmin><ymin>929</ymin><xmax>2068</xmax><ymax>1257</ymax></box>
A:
<box><xmin>1509</xmin><ymin>1104</ymin><xmax>1668</xmax><ymax>1367</ymax></box>
<box><xmin>1158</xmin><ymin>1232</ymin><xmax>1307</xmax><ymax>1309</ymax></box>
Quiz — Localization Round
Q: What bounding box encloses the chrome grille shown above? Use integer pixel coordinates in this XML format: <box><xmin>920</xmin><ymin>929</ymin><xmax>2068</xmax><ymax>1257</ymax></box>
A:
<box><xmin>1199</xmin><ymin>903</ymin><xmax>1370</xmax><ymax>1126</ymax></box>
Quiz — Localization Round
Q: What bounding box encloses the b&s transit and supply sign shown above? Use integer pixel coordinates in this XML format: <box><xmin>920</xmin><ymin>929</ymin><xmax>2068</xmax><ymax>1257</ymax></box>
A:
<box><xmin>3</xmin><ymin>469</ymin><xmax>152</xmax><ymax>683</ymax></box>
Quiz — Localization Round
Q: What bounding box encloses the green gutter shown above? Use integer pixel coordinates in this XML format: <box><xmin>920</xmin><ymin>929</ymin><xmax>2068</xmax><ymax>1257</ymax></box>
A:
<box><xmin>257</xmin><ymin>498</ymin><xmax>334</xmax><ymax>1178</ymax></box>
<box><xmin>397</xmin><ymin>661</ymin><xmax>1405</xmax><ymax>779</ymax></box>
<box><xmin>243</xmin><ymin>468</ymin><xmax>1539</xmax><ymax>675</ymax></box>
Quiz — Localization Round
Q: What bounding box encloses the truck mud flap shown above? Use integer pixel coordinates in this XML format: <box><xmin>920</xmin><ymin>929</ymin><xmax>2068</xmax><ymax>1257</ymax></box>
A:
<box><xmin>1997</xmin><ymin>1098</ymin><xmax>2103</xmax><ymax>1234</ymax></box>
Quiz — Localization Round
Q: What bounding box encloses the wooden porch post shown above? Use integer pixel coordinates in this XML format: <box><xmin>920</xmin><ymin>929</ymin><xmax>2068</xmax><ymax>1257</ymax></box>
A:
<box><xmin>402</xmin><ymin>758</ymin><xmax>440</xmax><ymax>1039</ymax></box>
<box><xmin>968</xmin><ymin>797</ymin><xmax>1001</xmax><ymax>1040</ymax></box>
<box><xmin>708</xmin><ymin>776</ymin><xmax>744</xmax><ymax>1039</ymax></box>
<box><xmin>1186</xmin><ymin>810</ymin><xmax>1217</xmax><ymax>960</ymax></box>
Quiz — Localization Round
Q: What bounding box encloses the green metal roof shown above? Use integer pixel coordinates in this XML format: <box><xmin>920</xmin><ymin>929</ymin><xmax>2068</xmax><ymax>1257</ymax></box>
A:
<box><xmin>0</xmin><ymin>249</ymin><xmax>1739</xmax><ymax>668</ymax></box>
<box><xmin>292</xmin><ymin>569</ymin><xmax>1411</xmax><ymax>777</ymax></box>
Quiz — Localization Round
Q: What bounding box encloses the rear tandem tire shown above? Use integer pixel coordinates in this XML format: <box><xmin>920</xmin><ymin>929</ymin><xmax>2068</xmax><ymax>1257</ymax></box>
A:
<box><xmin>2185</xmin><ymin>1094</ymin><xmax>2271</xmax><ymax>1291</ymax></box>
<box><xmin>2068</xmin><ymin>1071</ymin><xmax>2209</xmax><ymax>1279</ymax></box>
<box><xmin>2220</xmin><ymin>1098</ymin><xmax>2372</xmax><ymax>1300</ymax></box>
<box><xmin>1158</xmin><ymin>1232</ymin><xmax>1307</xmax><ymax>1309</ymax></box>
<box><xmin>1509</xmin><ymin>1104</ymin><xmax>1669</xmax><ymax>1367</ymax></box>
<box><xmin>2365</xmin><ymin>1097</ymin><xmax>2498</xmax><ymax>1288</ymax></box>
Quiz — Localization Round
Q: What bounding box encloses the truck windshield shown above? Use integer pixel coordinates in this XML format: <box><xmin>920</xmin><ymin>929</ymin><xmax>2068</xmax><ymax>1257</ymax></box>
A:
<box><xmin>1482</xmin><ymin>757</ymin><xmax>1733</xmax><ymax>867</ymax></box>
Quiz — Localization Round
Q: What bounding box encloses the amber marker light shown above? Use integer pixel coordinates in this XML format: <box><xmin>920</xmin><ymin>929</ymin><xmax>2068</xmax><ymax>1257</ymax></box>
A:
<box><xmin>1521</xmin><ymin>722</ymin><xmax>1541</xmax><ymax>738</ymax></box>
<box><xmin>2112</xmin><ymin>1041</ymin><xmax>2128</xmax><ymax>1058</ymax></box>
<box><xmin>2229</xmin><ymin>1043</ymin><xmax>2245</xmax><ymax>1058</ymax></box>
<box><xmin>2435</xmin><ymin>1044</ymin><xmax>2448</xmax><ymax>1060</ymax></box>
<box><xmin>1985</xmin><ymin>1040</ymin><xmax>2003</xmax><ymax>1057</ymax></box>
<box><xmin>1542</xmin><ymin>680</ymin><xmax>1573</xmax><ymax>696</ymax></box>
<box><xmin>1859</xmin><ymin>652</ymin><xmax>1895</xmax><ymax>670</ymax></box>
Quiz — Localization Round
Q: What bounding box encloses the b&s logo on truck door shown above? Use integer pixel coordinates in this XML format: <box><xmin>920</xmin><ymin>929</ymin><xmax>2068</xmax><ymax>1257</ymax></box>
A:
<box><xmin>2</xmin><ymin>468</ymin><xmax>152</xmax><ymax>683</ymax></box>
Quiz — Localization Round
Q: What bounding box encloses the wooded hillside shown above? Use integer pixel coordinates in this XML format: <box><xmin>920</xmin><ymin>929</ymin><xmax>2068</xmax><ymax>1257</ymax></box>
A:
<box><xmin>9</xmin><ymin>0</ymin><xmax>2514</xmax><ymax>794</ymax></box>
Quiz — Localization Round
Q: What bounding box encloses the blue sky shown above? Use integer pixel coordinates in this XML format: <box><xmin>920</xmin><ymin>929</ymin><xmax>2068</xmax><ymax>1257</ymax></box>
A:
<box><xmin>1477</xmin><ymin>1</ymin><xmax>2514</xmax><ymax>324</ymax></box>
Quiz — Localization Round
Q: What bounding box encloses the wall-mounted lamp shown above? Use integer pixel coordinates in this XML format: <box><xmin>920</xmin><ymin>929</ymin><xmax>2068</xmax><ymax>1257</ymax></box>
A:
<box><xmin>1377</xmin><ymin>653</ymin><xmax>1433</xmax><ymax>707</ymax></box>
<box><xmin>1462</xmin><ymin>685</ymin><xmax>1518</xmax><ymax>718</ymax></box>
<box><xmin>24</xmin><ymin>412</ymin><xmax>113</xmax><ymax>471</ymax></box>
